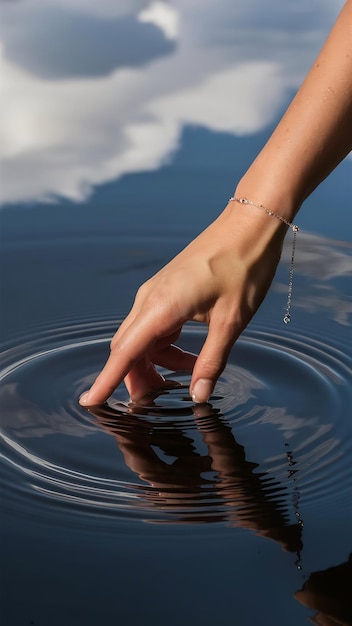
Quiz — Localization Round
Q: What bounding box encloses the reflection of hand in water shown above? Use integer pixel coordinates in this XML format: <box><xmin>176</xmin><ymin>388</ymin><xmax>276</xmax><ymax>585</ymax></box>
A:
<box><xmin>86</xmin><ymin>391</ymin><xmax>352</xmax><ymax>623</ymax></box>
<box><xmin>295</xmin><ymin>554</ymin><xmax>352</xmax><ymax>626</ymax></box>
<box><xmin>86</xmin><ymin>390</ymin><xmax>302</xmax><ymax>554</ymax></box>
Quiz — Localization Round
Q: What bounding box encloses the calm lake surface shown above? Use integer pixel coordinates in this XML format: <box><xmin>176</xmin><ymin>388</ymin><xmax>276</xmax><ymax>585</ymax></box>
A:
<box><xmin>0</xmin><ymin>2</ymin><xmax>351</xmax><ymax>625</ymax></box>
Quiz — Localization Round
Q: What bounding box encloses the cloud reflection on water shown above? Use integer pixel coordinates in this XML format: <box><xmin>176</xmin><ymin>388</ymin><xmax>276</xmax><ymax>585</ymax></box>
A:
<box><xmin>280</xmin><ymin>233</ymin><xmax>352</xmax><ymax>325</ymax></box>
<box><xmin>0</xmin><ymin>0</ymin><xmax>347</xmax><ymax>205</ymax></box>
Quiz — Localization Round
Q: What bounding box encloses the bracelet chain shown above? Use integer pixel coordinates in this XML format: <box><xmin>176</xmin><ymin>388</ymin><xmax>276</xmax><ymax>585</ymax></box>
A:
<box><xmin>229</xmin><ymin>196</ymin><xmax>299</xmax><ymax>324</ymax></box>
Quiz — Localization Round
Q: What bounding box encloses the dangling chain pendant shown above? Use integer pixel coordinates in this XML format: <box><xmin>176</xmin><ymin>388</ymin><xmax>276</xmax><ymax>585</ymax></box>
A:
<box><xmin>229</xmin><ymin>196</ymin><xmax>299</xmax><ymax>324</ymax></box>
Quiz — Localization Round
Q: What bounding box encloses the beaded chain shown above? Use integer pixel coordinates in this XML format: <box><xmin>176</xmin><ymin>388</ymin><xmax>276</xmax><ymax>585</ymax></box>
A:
<box><xmin>229</xmin><ymin>196</ymin><xmax>299</xmax><ymax>324</ymax></box>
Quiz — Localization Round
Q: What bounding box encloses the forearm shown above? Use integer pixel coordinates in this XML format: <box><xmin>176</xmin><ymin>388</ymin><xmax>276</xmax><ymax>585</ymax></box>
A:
<box><xmin>237</xmin><ymin>0</ymin><xmax>352</xmax><ymax>219</ymax></box>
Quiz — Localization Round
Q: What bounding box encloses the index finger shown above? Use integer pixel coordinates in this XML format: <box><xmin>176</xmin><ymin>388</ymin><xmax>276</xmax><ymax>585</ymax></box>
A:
<box><xmin>79</xmin><ymin>310</ymin><xmax>178</xmax><ymax>405</ymax></box>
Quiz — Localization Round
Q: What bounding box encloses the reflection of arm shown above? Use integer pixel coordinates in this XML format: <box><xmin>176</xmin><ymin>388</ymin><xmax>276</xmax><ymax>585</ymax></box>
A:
<box><xmin>236</xmin><ymin>0</ymin><xmax>352</xmax><ymax>221</ymax></box>
<box><xmin>199</xmin><ymin>420</ymin><xmax>302</xmax><ymax>553</ymax></box>
<box><xmin>295</xmin><ymin>554</ymin><xmax>352</xmax><ymax>626</ymax></box>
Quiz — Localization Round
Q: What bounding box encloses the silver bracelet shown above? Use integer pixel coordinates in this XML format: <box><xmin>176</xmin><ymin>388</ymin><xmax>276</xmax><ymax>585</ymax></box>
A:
<box><xmin>229</xmin><ymin>196</ymin><xmax>299</xmax><ymax>324</ymax></box>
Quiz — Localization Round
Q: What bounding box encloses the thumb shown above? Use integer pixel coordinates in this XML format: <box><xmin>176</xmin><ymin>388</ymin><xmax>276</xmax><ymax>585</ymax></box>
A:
<box><xmin>190</xmin><ymin>319</ymin><xmax>239</xmax><ymax>403</ymax></box>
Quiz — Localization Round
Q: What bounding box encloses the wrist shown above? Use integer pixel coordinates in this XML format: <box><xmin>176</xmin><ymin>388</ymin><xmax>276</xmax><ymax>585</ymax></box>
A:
<box><xmin>234</xmin><ymin>174</ymin><xmax>300</xmax><ymax>224</ymax></box>
<box><xmin>228</xmin><ymin>182</ymin><xmax>300</xmax><ymax>325</ymax></box>
<box><xmin>230</xmin><ymin>197</ymin><xmax>299</xmax><ymax>232</ymax></box>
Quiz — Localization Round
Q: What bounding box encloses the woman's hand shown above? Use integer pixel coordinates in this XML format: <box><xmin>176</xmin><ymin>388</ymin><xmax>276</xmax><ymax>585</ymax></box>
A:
<box><xmin>79</xmin><ymin>0</ymin><xmax>352</xmax><ymax>407</ymax></box>
<box><xmin>79</xmin><ymin>200</ymin><xmax>285</xmax><ymax>406</ymax></box>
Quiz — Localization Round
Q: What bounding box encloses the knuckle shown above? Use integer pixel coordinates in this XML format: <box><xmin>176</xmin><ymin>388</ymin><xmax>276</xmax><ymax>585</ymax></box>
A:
<box><xmin>109</xmin><ymin>336</ymin><xmax>122</xmax><ymax>354</ymax></box>
<box><xmin>135</xmin><ymin>280</ymin><xmax>165</xmax><ymax>314</ymax></box>
<box><xmin>135</xmin><ymin>280</ymin><xmax>151</xmax><ymax>302</ymax></box>
<box><xmin>214</xmin><ymin>309</ymin><xmax>243</xmax><ymax>338</ymax></box>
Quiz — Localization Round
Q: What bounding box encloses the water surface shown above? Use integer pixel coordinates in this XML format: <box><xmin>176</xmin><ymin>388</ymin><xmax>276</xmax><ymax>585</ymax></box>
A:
<box><xmin>1</xmin><ymin>2</ymin><xmax>351</xmax><ymax>625</ymax></box>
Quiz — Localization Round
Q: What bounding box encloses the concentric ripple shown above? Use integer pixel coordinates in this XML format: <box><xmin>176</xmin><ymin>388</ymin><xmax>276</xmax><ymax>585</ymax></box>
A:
<box><xmin>0</xmin><ymin>319</ymin><xmax>351</xmax><ymax>539</ymax></box>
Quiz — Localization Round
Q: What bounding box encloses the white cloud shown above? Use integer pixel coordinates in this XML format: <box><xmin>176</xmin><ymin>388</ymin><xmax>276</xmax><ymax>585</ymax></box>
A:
<box><xmin>150</xmin><ymin>62</ymin><xmax>284</xmax><ymax>135</ymax></box>
<box><xmin>0</xmin><ymin>0</ymin><xmax>347</xmax><ymax>205</ymax></box>
<box><xmin>139</xmin><ymin>1</ymin><xmax>179</xmax><ymax>40</ymax></box>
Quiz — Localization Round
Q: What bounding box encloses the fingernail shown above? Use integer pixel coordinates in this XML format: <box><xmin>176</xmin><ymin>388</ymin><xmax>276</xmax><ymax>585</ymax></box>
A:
<box><xmin>79</xmin><ymin>391</ymin><xmax>90</xmax><ymax>406</ymax></box>
<box><xmin>191</xmin><ymin>379</ymin><xmax>213</xmax><ymax>404</ymax></box>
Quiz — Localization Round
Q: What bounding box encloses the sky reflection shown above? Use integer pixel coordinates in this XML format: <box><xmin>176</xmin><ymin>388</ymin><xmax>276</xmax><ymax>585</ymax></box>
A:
<box><xmin>0</xmin><ymin>0</ymin><xmax>347</xmax><ymax>205</ymax></box>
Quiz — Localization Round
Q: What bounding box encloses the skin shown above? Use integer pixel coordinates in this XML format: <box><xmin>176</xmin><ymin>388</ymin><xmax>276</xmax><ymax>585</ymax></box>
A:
<box><xmin>80</xmin><ymin>0</ymin><xmax>352</xmax><ymax>407</ymax></box>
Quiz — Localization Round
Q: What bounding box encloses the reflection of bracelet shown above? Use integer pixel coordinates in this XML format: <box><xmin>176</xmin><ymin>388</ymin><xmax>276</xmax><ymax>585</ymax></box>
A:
<box><xmin>229</xmin><ymin>196</ymin><xmax>299</xmax><ymax>324</ymax></box>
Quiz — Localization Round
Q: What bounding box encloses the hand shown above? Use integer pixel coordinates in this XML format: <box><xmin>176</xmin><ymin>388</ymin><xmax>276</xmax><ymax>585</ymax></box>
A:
<box><xmin>79</xmin><ymin>200</ymin><xmax>285</xmax><ymax>406</ymax></box>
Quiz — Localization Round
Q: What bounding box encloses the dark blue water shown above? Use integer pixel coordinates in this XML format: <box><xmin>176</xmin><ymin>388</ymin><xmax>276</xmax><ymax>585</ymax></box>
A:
<box><xmin>1</xmin><ymin>2</ymin><xmax>352</xmax><ymax>625</ymax></box>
